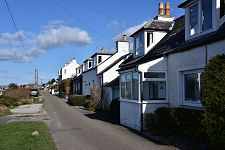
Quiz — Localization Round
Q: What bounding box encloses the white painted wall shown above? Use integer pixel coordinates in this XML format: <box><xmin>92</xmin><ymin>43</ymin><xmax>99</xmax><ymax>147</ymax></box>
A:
<box><xmin>61</xmin><ymin>59</ymin><xmax>80</xmax><ymax>80</ymax></box>
<box><xmin>168</xmin><ymin>39</ymin><xmax>225</xmax><ymax>108</ymax></box>
<box><xmin>120</xmin><ymin>101</ymin><xmax>142</xmax><ymax>131</ymax></box>
<box><xmin>82</xmin><ymin>68</ymin><xmax>99</xmax><ymax>95</ymax></box>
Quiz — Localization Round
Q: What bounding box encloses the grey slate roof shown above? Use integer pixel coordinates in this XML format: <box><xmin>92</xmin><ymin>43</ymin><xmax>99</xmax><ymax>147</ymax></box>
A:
<box><xmin>178</xmin><ymin>0</ymin><xmax>194</xmax><ymax>8</ymax></box>
<box><xmin>119</xmin><ymin>15</ymin><xmax>225</xmax><ymax>70</ymax></box>
<box><xmin>104</xmin><ymin>77</ymin><xmax>119</xmax><ymax>87</ymax></box>
<box><xmin>130</xmin><ymin>19</ymin><xmax>174</xmax><ymax>37</ymax></box>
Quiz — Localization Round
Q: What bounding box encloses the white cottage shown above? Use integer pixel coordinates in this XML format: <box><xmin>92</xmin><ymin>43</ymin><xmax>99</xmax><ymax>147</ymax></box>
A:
<box><xmin>118</xmin><ymin>0</ymin><xmax>225</xmax><ymax>131</ymax></box>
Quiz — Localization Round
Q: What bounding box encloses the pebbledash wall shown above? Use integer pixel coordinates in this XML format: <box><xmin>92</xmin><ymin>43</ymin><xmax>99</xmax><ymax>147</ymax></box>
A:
<box><xmin>168</xmin><ymin>39</ymin><xmax>225</xmax><ymax>108</ymax></box>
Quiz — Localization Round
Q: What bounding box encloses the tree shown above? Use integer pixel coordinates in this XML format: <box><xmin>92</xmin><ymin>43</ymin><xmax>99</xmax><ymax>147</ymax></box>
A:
<box><xmin>8</xmin><ymin>83</ymin><xmax>19</xmax><ymax>90</ymax></box>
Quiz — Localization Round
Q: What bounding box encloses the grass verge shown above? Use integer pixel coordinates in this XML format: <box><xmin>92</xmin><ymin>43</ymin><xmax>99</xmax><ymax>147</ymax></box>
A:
<box><xmin>0</xmin><ymin>122</ymin><xmax>53</xmax><ymax>150</ymax></box>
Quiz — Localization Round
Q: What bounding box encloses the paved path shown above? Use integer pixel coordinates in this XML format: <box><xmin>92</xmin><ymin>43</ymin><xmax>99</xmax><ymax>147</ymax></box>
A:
<box><xmin>10</xmin><ymin>104</ymin><xmax>43</xmax><ymax>114</ymax></box>
<box><xmin>42</xmin><ymin>91</ymin><xmax>177</xmax><ymax>150</ymax></box>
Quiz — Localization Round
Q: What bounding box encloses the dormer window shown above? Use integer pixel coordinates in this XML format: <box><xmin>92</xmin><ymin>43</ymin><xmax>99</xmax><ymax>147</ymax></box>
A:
<box><xmin>189</xmin><ymin>0</ymin><xmax>212</xmax><ymax>36</ymax></box>
<box><xmin>98</xmin><ymin>56</ymin><xmax>102</xmax><ymax>64</ymax></box>
<box><xmin>89</xmin><ymin>61</ymin><xmax>92</xmax><ymax>68</ymax></box>
<box><xmin>221</xmin><ymin>0</ymin><xmax>225</xmax><ymax>18</ymax></box>
<box><xmin>135</xmin><ymin>34</ymin><xmax>144</xmax><ymax>56</ymax></box>
<box><xmin>147</xmin><ymin>32</ymin><xmax>153</xmax><ymax>47</ymax></box>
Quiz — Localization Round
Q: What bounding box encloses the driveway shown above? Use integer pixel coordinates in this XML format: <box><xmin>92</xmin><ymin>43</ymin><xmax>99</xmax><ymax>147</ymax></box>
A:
<box><xmin>42</xmin><ymin>91</ymin><xmax>177</xmax><ymax>150</ymax></box>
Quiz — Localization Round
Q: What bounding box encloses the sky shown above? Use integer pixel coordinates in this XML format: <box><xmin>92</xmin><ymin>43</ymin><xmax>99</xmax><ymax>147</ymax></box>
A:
<box><xmin>0</xmin><ymin>0</ymin><xmax>184</xmax><ymax>85</ymax></box>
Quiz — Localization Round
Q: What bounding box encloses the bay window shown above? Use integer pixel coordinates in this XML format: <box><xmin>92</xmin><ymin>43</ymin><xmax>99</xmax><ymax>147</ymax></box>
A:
<box><xmin>120</xmin><ymin>72</ymin><xmax>139</xmax><ymax>100</ymax></box>
<box><xmin>183</xmin><ymin>72</ymin><xmax>202</xmax><ymax>103</ymax></box>
<box><xmin>143</xmin><ymin>72</ymin><xmax>166</xmax><ymax>101</ymax></box>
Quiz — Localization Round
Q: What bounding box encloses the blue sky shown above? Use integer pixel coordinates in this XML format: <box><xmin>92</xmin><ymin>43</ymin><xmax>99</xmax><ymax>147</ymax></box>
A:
<box><xmin>0</xmin><ymin>0</ymin><xmax>184</xmax><ymax>85</ymax></box>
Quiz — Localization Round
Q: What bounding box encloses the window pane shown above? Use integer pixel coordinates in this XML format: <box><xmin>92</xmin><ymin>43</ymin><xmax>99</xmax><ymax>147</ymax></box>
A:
<box><xmin>144</xmin><ymin>72</ymin><xmax>165</xmax><ymax>78</ymax></box>
<box><xmin>132</xmin><ymin>72</ymin><xmax>139</xmax><ymax>100</ymax></box>
<box><xmin>98</xmin><ymin>56</ymin><xmax>102</xmax><ymax>63</ymax></box>
<box><xmin>126</xmin><ymin>74</ymin><xmax>131</xmax><ymax>99</ymax></box>
<box><xmin>190</xmin><ymin>3</ymin><xmax>199</xmax><ymax>35</ymax></box>
<box><xmin>147</xmin><ymin>33</ymin><xmax>153</xmax><ymax>47</ymax></box>
<box><xmin>220</xmin><ymin>0</ymin><xmax>225</xmax><ymax>18</ymax></box>
<box><xmin>202</xmin><ymin>0</ymin><xmax>212</xmax><ymax>31</ymax></box>
<box><xmin>143</xmin><ymin>81</ymin><xmax>166</xmax><ymax>100</ymax></box>
<box><xmin>121</xmin><ymin>75</ymin><xmax>125</xmax><ymax>99</ymax></box>
<box><xmin>135</xmin><ymin>36</ymin><xmax>139</xmax><ymax>55</ymax></box>
<box><xmin>140</xmin><ymin>34</ymin><xmax>144</xmax><ymax>54</ymax></box>
<box><xmin>184</xmin><ymin>73</ymin><xmax>201</xmax><ymax>102</ymax></box>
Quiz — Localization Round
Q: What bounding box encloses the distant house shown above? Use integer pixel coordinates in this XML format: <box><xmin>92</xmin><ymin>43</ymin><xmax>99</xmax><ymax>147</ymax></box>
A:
<box><xmin>118</xmin><ymin>0</ymin><xmax>225</xmax><ymax>131</ymax></box>
<box><xmin>58</xmin><ymin>58</ymin><xmax>80</xmax><ymax>82</ymax></box>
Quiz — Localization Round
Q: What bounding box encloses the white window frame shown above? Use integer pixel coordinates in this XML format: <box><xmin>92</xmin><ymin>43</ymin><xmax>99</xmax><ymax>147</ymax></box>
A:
<box><xmin>187</xmin><ymin>0</ymin><xmax>214</xmax><ymax>39</ymax></box>
<box><xmin>120</xmin><ymin>72</ymin><xmax>140</xmax><ymax>102</ymax></box>
<box><xmin>182</xmin><ymin>69</ymin><xmax>203</xmax><ymax>107</ymax></box>
<box><xmin>142</xmin><ymin>71</ymin><xmax>168</xmax><ymax>103</ymax></box>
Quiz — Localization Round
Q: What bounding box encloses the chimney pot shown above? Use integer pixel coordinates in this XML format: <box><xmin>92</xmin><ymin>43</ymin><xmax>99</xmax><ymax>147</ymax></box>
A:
<box><xmin>123</xmin><ymin>35</ymin><xmax>127</xmax><ymax>41</ymax></box>
<box><xmin>159</xmin><ymin>2</ymin><xmax>164</xmax><ymax>16</ymax></box>
<box><xmin>165</xmin><ymin>3</ymin><xmax>170</xmax><ymax>16</ymax></box>
<box><xmin>101</xmin><ymin>48</ymin><xmax>104</xmax><ymax>53</ymax></box>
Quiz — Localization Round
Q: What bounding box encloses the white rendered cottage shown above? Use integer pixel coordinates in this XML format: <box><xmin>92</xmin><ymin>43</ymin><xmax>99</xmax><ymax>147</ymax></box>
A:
<box><xmin>118</xmin><ymin>2</ymin><xmax>175</xmax><ymax>131</ymax></box>
<box><xmin>118</xmin><ymin>0</ymin><xmax>225</xmax><ymax>131</ymax></box>
<box><xmin>81</xmin><ymin>36</ymin><xmax>130</xmax><ymax>109</ymax></box>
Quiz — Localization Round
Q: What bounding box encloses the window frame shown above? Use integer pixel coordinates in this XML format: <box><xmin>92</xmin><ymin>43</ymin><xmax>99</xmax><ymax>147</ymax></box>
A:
<box><xmin>182</xmin><ymin>70</ymin><xmax>203</xmax><ymax>107</ymax></box>
<box><xmin>134</xmin><ymin>33</ymin><xmax>144</xmax><ymax>57</ymax></box>
<box><xmin>120</xmin><ymin>72</ymin><xmax>140</xmax><ymax>101</ymax></box>
<box><xmin>188</xmin><ymin>0</ymin><xmax>213</xmax><ymax>37</ymax></box>
<box><xmin>142</xmin><ymin>71</ymin><xmax>168</xmax><ymax>102</ymax></box>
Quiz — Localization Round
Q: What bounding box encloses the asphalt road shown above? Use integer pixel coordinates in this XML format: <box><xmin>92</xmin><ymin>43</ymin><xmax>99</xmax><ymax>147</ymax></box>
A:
<box><xmin>42</xmin><ymin>91</ymin><xmax>176</xmax><ymax>150</ymax></box>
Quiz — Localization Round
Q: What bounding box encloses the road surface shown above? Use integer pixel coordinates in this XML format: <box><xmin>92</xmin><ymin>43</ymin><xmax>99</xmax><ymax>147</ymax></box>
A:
<box><xmin>42</xmin><ymin>91</ymin><xmax>176</xmax><ymax>150</ymax></box>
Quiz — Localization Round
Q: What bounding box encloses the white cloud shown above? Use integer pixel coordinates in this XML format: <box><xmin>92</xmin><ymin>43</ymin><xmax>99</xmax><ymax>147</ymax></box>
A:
<box><xmin>0</xmin><ymin>21</ymin><xmax>92</xmax><ymax>63</ymax></box>
<box><xmin>36</xmin><ymin>26</ymin><xmax>91</xmax><ymax>50</ymax></box>
<box><xmin>107</xmin><ymin>20</ymin><xmax>120</xmax><ymax>29</ymax></box>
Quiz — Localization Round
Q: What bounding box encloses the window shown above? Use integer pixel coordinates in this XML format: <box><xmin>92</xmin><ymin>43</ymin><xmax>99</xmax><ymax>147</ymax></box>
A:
<box><xmin>120</xmin><ymin>72</ymin><xmax>139</xmax><ymax>100</ymax></box>
<box><xmin>135</xmin><ymin>34</ymin><xmax>144</xmax><ymax>56</ymax></box>
<box><xmin>184</xmin><ymin>72</ymin><xmax>201</xmax><ymax>103</ymax></box>
<box><xmin>125</xmin><ymin>74</ymin><xmax>132</xmax><ymax>99</ymax></box>
<box><xmin>190</xmin><ymin>3</ymin><xmax>199</xmax><ymax>36</ymax></box>
<box><xmin>89</xmin><ymin>61</ymin><xmax>92</xmax><ymax>68</ymax></box>
<box><xmin>98</xmin><ymin>56</ymin><xmax>102</xmax><ymax>64</ymax></box>
<box><xmin>147</xmin><ymin>33</ymin><xmax>153</xmax><ymax>47</ymax></box>
<box><xmin>202</xmin><ymin>0</ymin><xmax>212</xmax><ymax>31</ymax></box>
<box><xmin>64</xmin><ymin>69</ymin><xmax>66</xmax><ymax>74</ymax></box>
<box><xmin>121</xmin><ymin>75</ymin><xmax>125</xmax><ymax>99</ymax></box>
<box><xmin>221</xmin><ymin>0</ymin><xmax>225</xmax><ymax>18</ymax></box>
<box><xmin>132</xmin><ymin>72</ymin><xmax>139</xmax><ymax>100</ymax></box>
<box><xmin>143</xmin><ymin>72</ymin><xmax>166</xmax><ymax>100</ymax></box>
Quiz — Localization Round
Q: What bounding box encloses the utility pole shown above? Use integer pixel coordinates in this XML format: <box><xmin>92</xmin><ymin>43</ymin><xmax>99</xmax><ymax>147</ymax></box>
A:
<box><xmin>35</xmin><ymin>69</ymin><xmax>36</xmax><ymax>85</ymax></box>
<box><xmin>34</xmin><ymin>69</ymin><xmax>38</xmax><ymax>86</ymax></box>
<box><xmin>37</xmin><ymin>69</ymin><xmax>38</xmax><ymax>86</ymax></box>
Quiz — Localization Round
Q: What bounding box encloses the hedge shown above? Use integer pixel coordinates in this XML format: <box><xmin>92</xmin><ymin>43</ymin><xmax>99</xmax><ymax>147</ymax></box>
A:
<box><xmin>68</xmin><ymin>95</ymin><xmax>87</xmax><ymax>106</ymax></box>
<box><xmin>145</xmin><ymin>107</ymin><xmax>205</xmax><ymax>141</ymax></box>
<box><xmin>201</xmin><ymin>54</ymin><xmax>225</xmax><ymax>149</ymax></box>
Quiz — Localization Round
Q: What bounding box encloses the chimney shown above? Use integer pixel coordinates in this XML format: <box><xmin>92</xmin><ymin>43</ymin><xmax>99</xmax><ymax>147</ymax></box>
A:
<box><xmin>123</xmin><ymin>35</ymin><xmax>126</xmax><ymax>41</ymax></box>
<box><xmin>73</xmin><ymin>58</ymin><xmax>75</xmax><ymax>60</ymax></box>
<box><xmin>101</xmin><ymin>48</ymin><xmax>104</xmax><ymax>53</ymax></box>
<box><xmin>165</xmin><ymin>3</ymin><xmax>170</xmax><ymax>16</ymax></box>
<box><xmin>159</xmin><ymin>2</ymin><xmax>164</xmax><ymax>16</ymax></box>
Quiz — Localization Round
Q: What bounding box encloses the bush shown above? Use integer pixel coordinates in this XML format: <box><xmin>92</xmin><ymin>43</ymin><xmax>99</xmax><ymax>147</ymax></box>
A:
<box><xmin>59</xmin><ymin>79</ymin><xmax>72</xmax><ymax>96</ymax></box>
<box><xmin>145</xmin><ymin>107</ymin><xmax>204</xmax><ymax>140</ymax></box>
<box><xmin>68</xmin><ymin>95</ymin><xmax>87</xmax><ymax>106</ymax></box>
<box><xmin>201</xmin><ymin>54</ymin><xmax>225</xmax><ymax>149</ymax></box>
<box><xmin>87</xmin><ymin>85</ymin><xmax>101</xmax><ymax>111</ymax></box>
<box><xmin>0</xmin><ymin>98</ymin><xmax>18</xmax><ymax>107</ymax></box>
<box><xmin>1</xmin><ymin>88</ymin><xmax>30</xmax><ymax>101</ymax></box>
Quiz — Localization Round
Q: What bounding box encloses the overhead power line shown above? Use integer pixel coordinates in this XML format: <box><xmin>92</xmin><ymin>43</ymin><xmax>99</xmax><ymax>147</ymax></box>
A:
<box><xmin>52</xmin><ymin>0</ymin><xmax>112</xmax><ymax>43</ymax></box>
<box><xmin>75</xmin><ymin>0</ymin><xmax>132</xmax><ymax>27</ymax></box>
<box><xmin>3</xmin><ymin>0</ymin><xmax>35</xmax><ymax>68</ymax></box>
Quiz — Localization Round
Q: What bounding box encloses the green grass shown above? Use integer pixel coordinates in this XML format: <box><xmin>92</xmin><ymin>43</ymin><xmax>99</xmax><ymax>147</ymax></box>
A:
<box><xmin>0</xmin><ymin>122</ymin><xmax>53</xmax><ymax>150</ymax></box>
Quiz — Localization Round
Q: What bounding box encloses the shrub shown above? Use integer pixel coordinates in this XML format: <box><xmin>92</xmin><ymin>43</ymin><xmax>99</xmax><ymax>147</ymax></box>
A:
<box><xmin>1</xmin><ymin>88</ymin><xmax>30</xmax><ymax>101</ymax></box>
<box><xmin>68</xmin><ymin>95</ymin><xmax>87</xmax><ymax>106</ymax></box>
<box><xmin>145</xmin><ymin>107</ymin><xmax>204</xmax><ymax>140</ymax></box>
<box><xmin>0</xmin><ymin>104</ymin><xmax>8</xmax><ymax>114</ymax></box>
<box><xmin>201</xmin><ymin>54</ymin><xmax>225</xmax><ymax>149</ymax></box>
<box><xmin>0</xmin><ymin>98</ymin><xmax>18</xmax><ymax>107</ymax></box>
<box><xmin>8</xmin><ymin>83</ymin><xmax>19</xmax><ymax>90</ymax></box>
<box><xmin>59</xmin><ymin>79</ymin><xmax>72</xmax><ymax>96</ymax></box>
<box><xmin>87</xmin><ymin>85</ymin><xmax>101</xmax><ymax>111</ymax></box>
